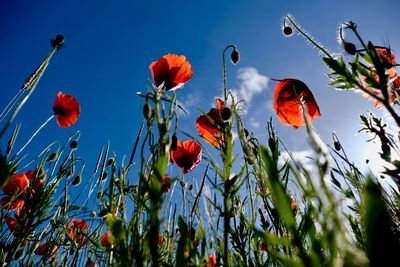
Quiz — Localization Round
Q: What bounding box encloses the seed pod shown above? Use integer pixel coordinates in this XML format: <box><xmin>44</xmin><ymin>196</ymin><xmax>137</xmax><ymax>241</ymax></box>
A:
<box><xmin>143</xmin><ymin>103</ymin><xmax>152</xmax><ymax>120</ymax></box>
<box><xmin>283</xmin><ymin>26</ymin><xmax>293</xmax><ymax>36</ymax></box>
<box><xmin>231</xmin><ymin>49</ymin><xmax>240</xmax><ymax>64</ymax></box>
<box><xmin>70</xmin><ymin>140</ymin><xmax>78</xmax><ymax>150</ymax></box>
<box><xmin>344</xmin><ymin>42</ymin><xmax>357</xmax><ymax>55</ymax></box>
<box><xmin>171</xmin><ymin>134</ymin><xmax>178</xmax><ymax>151</ymax></box>
<box><xmin>221</xmin><ymin>107</ymin><xmax>232</xmax><ymax>121</ymax></box>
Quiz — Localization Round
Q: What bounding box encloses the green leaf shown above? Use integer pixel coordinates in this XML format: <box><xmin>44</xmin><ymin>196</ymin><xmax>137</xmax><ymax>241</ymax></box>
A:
<box><xmin>106</xmin><ymin>213</ymin><xmax>126</xmax><ymax>246</ymax></box>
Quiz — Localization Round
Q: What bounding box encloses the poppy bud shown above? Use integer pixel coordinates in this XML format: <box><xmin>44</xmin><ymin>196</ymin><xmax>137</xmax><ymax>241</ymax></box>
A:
<box><xmin>143</xmin><ymin>103</ymin><xmax>152</xmax><ymax>120</ymax></box>
<box><xmin>221</xmin><ymin>107</ymin><xmax>232</xmax><ymax>121</ymax></box>
<box><xmin>72</xmin><ymin>175</ymin><xmax>81</xmax><ymax>186</ymax></box>
<box><xmin>107</xmin><ymin>158</ymin><xmax>115</xmax><ymax>166</ymax></box>
<box><xmin>70</xmin><ymin>140</ymin><xmax>78</xmax><ymax>150</ymax></box>
<box><xmin>283</xmin><ymin>26</ymin><xmax>293</xmax><ymax>36</ymax></box>
<box><xmin>343</xmin><ymin>42</ymin><xmax>357</xmax><ymax>55</ymax></box>
<box><xmin>242</xmin><ymin>128</ymin><xmax>249</xmax><ymax>138</ymax></box>
<box><xmin>268</xmin><ymin>137</ymin><xmax>276</xmax><ymax>152</ymax></box>
<box><xmin>171</xmin><ymin>134</ymin><xmax>178</xmax><ymax>151</ymax></box>
<box><xmin>231</xmin><ymin>49</ymin><xmax>240</xmax><ymax>64</ymax></box>
<box><xmin>98</xmin><ymin>209</ymin><xmax>109</xmax><ymax>217</ymax></box>
<box><xmin>48</xmin><ymin>152</ymin><xmax>58</xmax><ymax>161</ymax></box>
<box><xmin>160</xmin><ymin>122</ymin><xmax>170</xmax><ymax>134</ymax></box>
<box><xmin>51</xmin><ymin>34</ymin><xmax>65</xmax><ymax>49</ymax></box>
<box><xmin>91</xmin><ymin>211</ymin><xmax>96</xmax><ymax>217</ymax></box>
<box><xmin>101</xmin><ymin>172</ymin><xmax>107</xmax><ymax>180</ymax></box>
<box><xmin>333</xmin><ymin>141</ymin><xmax>341</xmax><ymax>151</ymax></box>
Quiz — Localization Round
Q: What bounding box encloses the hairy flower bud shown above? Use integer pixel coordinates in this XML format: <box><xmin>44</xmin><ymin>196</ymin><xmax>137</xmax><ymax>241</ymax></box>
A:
<box><xmin>51</xmin><ymin>34</ymin><xmax>65</xmax><ymax>49</ymax></box>
<box><xmin>70</xmin><ymin>140</ymin><xmax>78</xmax><ymax>150</ymax></box>
<box><xmin>344</xmin><ymin>42</ymin><xmax>357</xmax><ymax>55</ymax></box>
<box><xmin>171</xmin><ymin>134</ymin><xmax>178</xmax><ymax>151</ymax></box>
<box><xmin>283</xmin><ymin>26</ymin><xmax>293</xmax><ymax>36</ymax></box>
<box><xmin>221</xmin><ymin>107</ymin><xmax>232</xmax><ymax>121</ymax></box>
<box><xmin>231</xmin><ymin>49</ymin><xmax>240</xmax><ymax>64</ymax></box>
<box><xmin>143</xmin><ymin>103</ymin><xmax>152</xmax><ymax>120</ymax></box>
<box><xmin>72</xmin><ymin>175</ymin><xmax>81</xmax><ymax>186</ymax></box>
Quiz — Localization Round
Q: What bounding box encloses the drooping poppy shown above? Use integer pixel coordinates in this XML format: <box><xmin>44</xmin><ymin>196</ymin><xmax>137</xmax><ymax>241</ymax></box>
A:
<box><xmin>196</xmin><ymin>99</ymin><xmax>225</xmax><ymax>147</ymax></box>
<box><xmin>161</xmin><ymin>176</ymin><xmax>172</xmax><ymax>192</ymax></box>
<box><xmin>149</xmin><ymin>54</ymin><xmax>193</xmax><ymax>91</ymax></box>
<box><xmin>375</xmin><ymin>47</ymin><xmax>396</xmax><ymax>67</ymax></box>
<box><xmin>53</xmin><ymin>91</ymin><xmax>81</xmax><ymax>128</ymax></box>
<box><xmin>170</xmin><ymin>140</ymin><xmax>202</xmax><ymax>174</ymax></box>
<box><xmin>67</xmin><ymin>218</ymin><xmax>89</xmax><ymax>246</ymax></box>
<box><xmin>273</xmin><ymin>78</ymin><xmax>321</xmax><ymax>128</ymax></box>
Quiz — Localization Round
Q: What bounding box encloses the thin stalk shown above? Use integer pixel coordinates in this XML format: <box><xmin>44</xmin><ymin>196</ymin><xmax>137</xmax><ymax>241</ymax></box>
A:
<box><xmin>14</xmin><ymin>115</ymin><xmax>54</xmax><ymax>157</ymax></box>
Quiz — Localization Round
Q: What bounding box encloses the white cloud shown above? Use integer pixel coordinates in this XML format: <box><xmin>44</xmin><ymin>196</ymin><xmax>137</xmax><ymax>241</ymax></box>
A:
<box><xmin>280</xmin><ymin>150</ymin><xmax>315</xmax><ymax>173</ymax></box>
<box><xmin>249</xmin><ymin>117</ymin><xmax>261</xmax><ymax>128</ymax></box>
<box><xmin>230</xmin><ymin>67</ymin><xmax>269</xmax><ymax>114</ymax></box>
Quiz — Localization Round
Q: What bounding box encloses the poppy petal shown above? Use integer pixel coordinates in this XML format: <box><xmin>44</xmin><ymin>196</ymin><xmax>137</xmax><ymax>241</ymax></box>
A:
<box><xmin>170</xmin><ymin>140</ymin><xmax>202</xmax><ymax>174</ymax></box>
<box><xmin>53</xmin><ymin>92</ymin><xmax>81</xmax><ymax>128</ymax></box>
<box><xmin>149</xmin><ymin>54</ymin><xmax>193</xmax><ymax>91</ymax></box>
<box><xmin>273</xmin><ymin>79</ymin><xmax>320</xmax><ymax>128</ymax></box>
<box><xmin>0</xmin><ymin>197</ymin><xmax>24</xmax><ymax>210</ymax></box>
<box><xmin>2</xmin><ymin>172</ymin><xmax>30</xmax><ymax>195</ymax></box>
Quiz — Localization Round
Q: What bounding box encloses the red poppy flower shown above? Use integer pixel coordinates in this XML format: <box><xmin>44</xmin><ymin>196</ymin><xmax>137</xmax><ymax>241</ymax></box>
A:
<box><xmin>6</xmin><ymin>216</ymin><xmax>17</xmax><ymax>231</ymax></box>
<box><xmin>34</xmin><ymin>242</ymin><xmax>59</xmax><ymax>257</ymax></box>
<box><xmin>101</xmin><ymin>232</ymin><xmax>112</xmax><ymax>247</ymax></box>
<box><xmin>53</xmin><ymin>91</ymin><xmax>80</xmax><ymax>128</ymax></box>
<box><xmin>0</xmin><ymin>197</ymin><xmax>24</xmax><ymax>211</ymax></box>
<box><xmin>68</xmin><ymin>218</ymin><xmax>89</xmax><ymax>246</ymax></box>
<box><xmin>2</xmin><ymin>171</ymin><xmax>32</xmax><ymax>196</ymax></box>
<box><xmin>170</xmin><ymin>140</ymin><xmax>202</xmax><ymax>174</ymax></box>
<box><xmin>375</xmin><ymin>47</ymin><xmax>396</xmax><ymax>67</ymax></box>
<box><xmin>260</xmin><ymin>241</ymin><xmax>268</xmax><ymax>252</ymax></box>
<box><xmin>196</xmin><ymin>99</ymin><xmax>225</xmax><ymax>147</ymax></box>
<box><xmin>161</xmin><ymin>176</ymin><xmax>172</xmax><ymax>192</ymax></box>
<box><xmin>149</xmin><ymin>54</ymin><xmax>193</xmax><ymax>91</ymax></box>
<box><xmin>273</xmin><ymin>78</ymin><xmax>321</xmax><ymax>128</ymax></box>
<box><xmin>205</xmin><ymin>255</ymin><xmax>217</xmax><ymax>267</ymax></box>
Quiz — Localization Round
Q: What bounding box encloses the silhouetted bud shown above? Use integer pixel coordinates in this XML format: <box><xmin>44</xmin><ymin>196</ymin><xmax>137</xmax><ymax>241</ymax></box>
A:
<box><xmin>334</xmin><ymin>141</ymin><xmax>341</xmax><ymax>151</ymax></box>
<box><xmin>72</xmin><ymin>175</ymin><xmax>81</xmax><ymax>186</ymax></box>
<box><xmin>48</xmin><ymin>152</ymin><xmax>58</xmax><ymax>161</ymax></box>
<box><xmin>101</xmin><ymin>172</ymin><xmax>107</xmax><ymax>180</ymax></box>
<box><xmin>221</xmin><ymin>107</ymin><xmax>232</xmax><ymax>121</ymax></box>
<box><xmin>51</xmin><ymin>34</ymin><xmax>65</xmax><ymax>49</ymax></box>
<box><xmin>143</xmin><ymin>103</ymin><xmax>152</xmax><ymax>120</ymax></box>
<box><xmin>231</xmin><ymin>49</ymin><xmax>240</xmax><ymax>64</ymax></box>
<box><xmin>107</xmin><ymin>158</ymin><xmax>115</xmax><ymax>166</ymax></box>
<box><xmin>283</xmin><ymin>26</ymin><xmax>293</xmax><ymax>36</ymax></box>
<box><xmin>268</xmin><ymin>137</ymin><xmax>276</xmax><ymax>152</ymax></box>
<box><xmin>171</xmin><ymin>134</ymin><xmax>178</xmax><ymax>151</ymax></box>
<box><xmin>70</xmin><ymin>140</ymin><xmax>78</xmax><ymax>149</ymax></box>
<box><xmin>243</xmin><ymin>128</ymin><xmax>249</xmax><ymax>138</ymax></box>
<box><xmin>344</xmin><ymin>42</ymin><xmax>357</xmax><ymax>55</ymax></box>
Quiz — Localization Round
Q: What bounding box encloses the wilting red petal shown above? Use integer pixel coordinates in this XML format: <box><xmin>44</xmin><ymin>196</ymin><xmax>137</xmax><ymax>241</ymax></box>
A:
<box><xmin>376</xmin><ymin>47</ymin><xmax>396</xmax><ymax>67</ymax></box>
<box><xmin>205</xmin><ymin>255</ymin><xmax>217</xmax><ymax>267</ymax></box>
<box><xmin>6</xmin><ymin>216</ymin><xmax>17</xmax><ymax>231</ymax></box>
<box><xmin>68</xmin><ymin>218</ymin><xmax>89</xmax><ymax>246</ymax></box>
<box><xmin>2</xmin><ymin>171</ymin><xmax>30</xmax><ymax>195</ymax></box>
<box><xmin>196</xmin><ymin>99</ymin><xmax>226</xmax><ymax>147</ymax></box>
<box><xmin>101</xmin><ymin>232</ymin><xmax>112</xmax><ymax>247</ymax></box>
<box><xmin>273</xmin><ymin>78</ymin><xmax>321</xmax><ymax>128</ymax></box>
<box><xmin>35</xmin><ymin>242</ymin><xmax>59</xmax><ymax>257</ymax></box>
<box><xmin>149</xmin><ymin>54</ymin><xmax>193</xmax><ymax>91</ymax></box>
<box><xmin>53</xmin><ymin>91</ymin><xmax>80</xmax><ymax>128</ymax></box>
<box><xmin>0</xmin><ymin>197</ymin><xmax>24</xmax><ymax>210</ymax></box>
<box><xmin>170</xmin><ymin>140</ymin><xmax>202</xmax><ymax>174</ymax></box>
<box><xmin>161</xmin><ymin>176</ymin><xmax>171</xmax><ymax>192</ymax></box>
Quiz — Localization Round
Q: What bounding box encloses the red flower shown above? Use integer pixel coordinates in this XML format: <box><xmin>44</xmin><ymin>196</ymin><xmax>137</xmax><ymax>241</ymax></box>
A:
<box><xmin>161</xmin><ymin>176</ymin><xmax>172</xmax><ymax>192</ymax></box>
<box><xmin>375</xmin><ymin>47</ymin><xmax>396</xmax><ymax>67</ymax></box>
<box><xmin>34</xmin><ymin>242</ymin><xmax>59</xmax><ymax>257</ymax></box>
<box><xmin>196</xmin><ymin>99</ymin><xmax>225</xmax><ymax>147</ymax></box>
<box><xmin>260</xmin><ymin>241</ymin><xmax>268</xmax><ymax>252</ymax></box>
<box><xmin>6</xmin><ymin>216</ymin><xmax>17</xmax><ymax>232</ymax></box>
<box><xmin>101</xmin><ymin>232</ymin><xmax>112</xmax><ymax>248</ymax></box>
<box><xmin>273</xmin><ymin>78</ymin><xmax>321</xmax><ymax>128</ymax></box>
<box><xmin>0</xmin><ymin>197</ymin><xmax>24</xmax><ymax>211</ymax></box>
<box><xmin>68</xmin><ymin>218</ymin><xmax>89</xmax><ymax>246</ymax></box>
<box><xmin>149</xmin><ymin>54</ymin><xmax>193</xmax><ymax>91</ymax></box>
<box><xmin>170</xmin><ymin>140</ymin><xmax>202</xmax><ymax>174</ymax></box>
<box><xmin>53</xmin><ymin>91</ymin><xmax>80</xmax><ymax>128</ymax></box>
<box><xmin>205</xmin><ymin>255</ymin><xmax>217</xmax><ymax>267</ymax></box>
<box><xmin>2</xmin><ymin>171</ymin><xmax>32</xmax><ymax>196</ymax></box>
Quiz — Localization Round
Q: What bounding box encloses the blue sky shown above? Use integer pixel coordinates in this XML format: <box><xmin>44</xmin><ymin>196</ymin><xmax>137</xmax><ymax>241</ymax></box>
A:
<box><xmin>1</xmin><ymin>0</ymin><xmax>400</xmax><ymax>182</ymax></box>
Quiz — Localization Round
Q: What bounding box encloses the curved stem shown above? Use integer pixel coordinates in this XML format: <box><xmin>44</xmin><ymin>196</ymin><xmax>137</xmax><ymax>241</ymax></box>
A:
<box><xmin>222</xmin><ymin>45</ymin><xmax>236</xmax><ymax>102</ymax></box>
